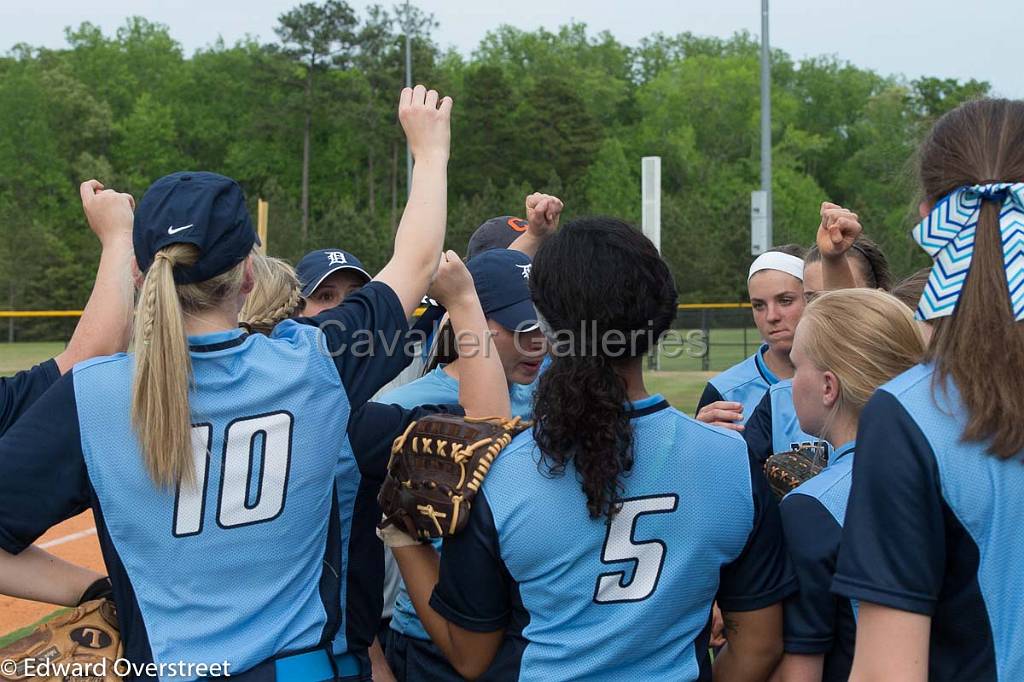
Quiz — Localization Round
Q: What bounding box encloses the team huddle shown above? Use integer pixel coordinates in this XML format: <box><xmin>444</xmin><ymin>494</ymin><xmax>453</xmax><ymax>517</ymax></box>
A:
<box><xmin>0</xmin><ymin>85</ymin><xmax>1021</xmax><ymax>682</ymax></box>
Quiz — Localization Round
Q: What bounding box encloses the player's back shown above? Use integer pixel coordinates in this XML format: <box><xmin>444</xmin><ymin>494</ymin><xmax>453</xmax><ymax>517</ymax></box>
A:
<box><xmin>480</xmin><ymin>395</ymin><xmax>782</xmax><ymax>681</ymax></box>
<box><xmin>73</xmin><ymin>325</ymin><xmax>353</xmax><ymax>674</ymax></box>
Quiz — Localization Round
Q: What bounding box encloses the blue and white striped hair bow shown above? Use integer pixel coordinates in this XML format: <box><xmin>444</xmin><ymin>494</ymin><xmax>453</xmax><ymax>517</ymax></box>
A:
<box><xmin>913</xmin><ymin>182</ymin><xmax>1024</xmax><ymax>321</ymax></box>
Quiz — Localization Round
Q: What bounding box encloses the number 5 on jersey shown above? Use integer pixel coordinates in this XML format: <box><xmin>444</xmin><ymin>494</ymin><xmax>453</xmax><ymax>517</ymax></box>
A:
<box><xmin>593</xmin><ymin>494</ymin><xmax>678</xmax><ymax>604</ymax></box>
<box><xmin>173</xmin><ymin>412</ymin><xmax>294</xmax><ymax>537</ymax></box>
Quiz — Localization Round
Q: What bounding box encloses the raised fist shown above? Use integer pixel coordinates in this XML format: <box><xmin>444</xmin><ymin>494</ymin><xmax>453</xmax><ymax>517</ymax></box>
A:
<box><xmin>816</xmin><ymin>201</ymin><xmax>862</xmax><ymax>260</ymax></box>
<box><xmin>80</xmin><ymin>180</ymin><xmax>134</xmax><ymax>247</ymax></box>
<box><xmin>525</xmin><ymin>192</ymin><xmax>563</xmax><ymax>239</ymax></box>
<box><xmin>398</xmin><ymin>85</ymin><xmax>453</xmax><ymax>163</ymax></box>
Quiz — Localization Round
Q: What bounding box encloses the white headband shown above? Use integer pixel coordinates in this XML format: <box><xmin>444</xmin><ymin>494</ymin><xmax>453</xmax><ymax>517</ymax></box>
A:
<box><xmin>748</xmin><ymin>251</ymin><xmax>804</xmax><ymax>282</ymax></box>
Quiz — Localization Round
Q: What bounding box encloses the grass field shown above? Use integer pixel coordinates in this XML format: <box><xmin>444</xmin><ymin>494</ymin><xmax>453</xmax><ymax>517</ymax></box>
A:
<box><xmin>0</xmin><ymin>342</ymin><xmax>65</xmax><ymax>377</ymax></box>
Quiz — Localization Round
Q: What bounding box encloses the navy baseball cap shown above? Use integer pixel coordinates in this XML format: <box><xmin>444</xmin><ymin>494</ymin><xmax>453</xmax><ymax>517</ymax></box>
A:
<box><xmin>134</xmin><ymin>171</ymin><xmax>259</xmax><ymax>284</ymax></box>
<box><xmin>467</xmin><ymin>249</ymin><xmax>538</xmax><ymax>332</ymax></box>
<box><xmin>466</xmin><ymin>216</ymin><xmax>528</xmax><ymax>260</ymax></box>
<box><xmin>296</xmin><ymin>249</ymin><xmax>372</xmax><ymax>297</ymax></box>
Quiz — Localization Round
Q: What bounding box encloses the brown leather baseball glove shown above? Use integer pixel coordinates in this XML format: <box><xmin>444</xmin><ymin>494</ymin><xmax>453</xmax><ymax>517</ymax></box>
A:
<box><xmin>378</xmin><ymin>414</ymin><xmax>530</xmax><ymax>541</ymax></box>
<box><xmin>764</xmin><ymin>443</ymin><xmax>828</xmax><ymax>500</ymax></box>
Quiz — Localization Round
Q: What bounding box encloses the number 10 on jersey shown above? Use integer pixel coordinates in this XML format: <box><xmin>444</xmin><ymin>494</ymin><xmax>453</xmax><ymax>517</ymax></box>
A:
<box><xmin>173</xmin><ymin>412</ymin><xmax>294</xmax><ymax>537</ymax></box>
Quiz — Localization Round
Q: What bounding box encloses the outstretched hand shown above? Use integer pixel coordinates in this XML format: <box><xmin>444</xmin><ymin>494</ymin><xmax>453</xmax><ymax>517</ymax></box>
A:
<box><xmin>525</xmin><ymin>192</ymin><xmax>563</xmax><ymax>239</ymax></box>
<box><xmin>80</xmin><ymin>180</ymin><xmax>134</xmax><ymax>247</ymax></box>
<box><xmin>816</xmin><ymin>202</ymin><xmax>862</xmax><ymax>260</ymax></box>
<box><xmin>398</xmin><ymin>85</ymin><xmax>453</xmax><ymax>164</ymax></box>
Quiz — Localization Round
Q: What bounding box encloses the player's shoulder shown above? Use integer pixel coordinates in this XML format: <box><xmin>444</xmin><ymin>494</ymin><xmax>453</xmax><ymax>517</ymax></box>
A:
<box><xmin>378</xmin><ymin>367</ymin><xmax>457</xmax><ymax>409</ymax></box>
<box><xmin>72</xmin><ymin>352</ymin><xmax>132</xmax><ymax>382</ymax></box>
<box><xmin>665</xmin><ymin>404</ymin><xmax>749</xmax><ymax>450</ymax></box>
<box><xmin>768</xmin><ymin>378</ymin><xmax>794</xmax><ymax>397</ymax></box>
<box><xmin>786</xmin><ymin>459</ymin><xmax>852</xmax><ymax>509</ymax></box>
<box><xmin>877</xmin><ymin>363</ymin><xmax>934</xmax><ymax>402</ymax></box>
<box><xmin>710</xmin><ymin>351</ymin><xmax>768</xmax><ymax>395</ymax></box>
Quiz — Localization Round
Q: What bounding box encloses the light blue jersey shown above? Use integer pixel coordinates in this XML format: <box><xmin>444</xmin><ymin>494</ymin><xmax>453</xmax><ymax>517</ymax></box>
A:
<box><xmin>382</xmin><ymin>363</ymin><xmax>537</xmax><ymax>641</ymax></box>
<box><xmin>431</xmin><ymin>396</ymin><xmax>795</xmax><ymax>680</ymax></box>
<box><xmin>836</xmin><ymin>364</ymin><xmax>1024</xmax><ymax>680</ymax></box>
<box><xmin>745</xmin><ymin>379</ymin><xmax>827</xmax><ymax>465</ymax></box>
<box><xmin>696</xmin><ymin>344</ymin><xmax>777</xmax><ymax>423</ymax></box>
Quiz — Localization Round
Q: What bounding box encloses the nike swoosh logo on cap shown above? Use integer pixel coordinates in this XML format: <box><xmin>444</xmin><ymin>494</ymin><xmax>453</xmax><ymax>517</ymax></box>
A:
<box><xmin>167</xmin><ymin>223</ymin><xmax>194</xmax><ymax>235</ymax></box>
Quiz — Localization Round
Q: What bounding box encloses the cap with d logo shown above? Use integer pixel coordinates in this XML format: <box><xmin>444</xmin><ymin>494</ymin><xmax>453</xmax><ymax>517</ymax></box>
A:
<box><xmin>296</xmin><ymin>248</ymin><xmax>372</xmax><ymax>298</ymax></box>
<box><xmin>133</xmin><ymin>171</ymin><xmax>259</xmax><ymax>284</ymax></box>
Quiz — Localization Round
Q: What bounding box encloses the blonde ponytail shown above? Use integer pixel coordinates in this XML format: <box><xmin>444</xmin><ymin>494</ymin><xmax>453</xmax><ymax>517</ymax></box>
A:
<box><xmin>239</xmin><ymin>254</ymin><xmax>302</xmax><ymax>335</ymax></box>
<box><xmin>131</xmin><ymin>244</ymin><xmax>246</xmax><ymax>488</ymax></box>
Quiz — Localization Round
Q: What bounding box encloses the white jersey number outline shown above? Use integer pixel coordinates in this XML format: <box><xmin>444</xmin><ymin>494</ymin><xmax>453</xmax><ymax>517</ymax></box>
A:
<box><xmin>593</xmin><ymin>494</ymin><xmax>679</xmax><ymax>604</ymax></box>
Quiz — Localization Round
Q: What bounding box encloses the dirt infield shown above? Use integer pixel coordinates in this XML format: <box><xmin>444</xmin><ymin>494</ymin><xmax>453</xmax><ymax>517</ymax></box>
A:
<box><xmin>0</xmin><ymin>512</ymin><xmax>105</xmax><ymax>638</ymax></box>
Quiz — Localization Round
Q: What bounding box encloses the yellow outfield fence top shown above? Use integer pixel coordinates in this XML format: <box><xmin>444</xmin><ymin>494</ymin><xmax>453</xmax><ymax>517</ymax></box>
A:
<box><xmin>0</xmin><ymin>303</ymin><xmax>752</xmax><ymax>319</ymax></box>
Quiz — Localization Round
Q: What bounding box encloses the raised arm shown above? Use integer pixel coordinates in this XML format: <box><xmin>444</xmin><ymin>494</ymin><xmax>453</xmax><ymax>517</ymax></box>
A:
<box><xmin>54</xmin><ymin>180</ymin><xmax>136</xmax><ymax>374</ymax></box>
<box><xmin>815</xmin><ymin>202</ymin><xmax>862</xmax><ymax>292</ymax></box>
<box><xmin>508</xmin><ymin>192</ymin><xmax>563</xmax><ymax>258</ymax></box>
<box><xmin>426</xmin><ymin>251</ymin><xmax>510</xmax><ymax>418</ymax></box>
<box><xmin>374</xmin><ymin>86</ymin><xmax>453</xmax><ymax>317</ymax></box>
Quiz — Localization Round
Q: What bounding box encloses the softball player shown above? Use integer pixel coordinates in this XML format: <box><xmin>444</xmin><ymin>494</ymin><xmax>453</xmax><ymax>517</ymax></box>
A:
<box><xmin>0</xmin><ymin>179</ymin><xmax>135</xmax><ymax>610</ymax></box>
<box><xmin>777</xmin><ymin>289</ymin><xmax>923</xmax><ymax>682</ymax></box>
<box><xmin>835</xmin><ymin>99</ymin><xmax>1024</xmax><ymax>681</ymax></box>
<box><xmin>695</xmin><ymin>246</ymin><xmax>806</xmax><ymax>431</ymax></box>
<box><xmin>387</xmin><ymin>217</ymin><xmax>795</xmax><ymax>681</ymax></box>
<box><xmin>381</xmin><ymin>248</ymin><xmax>546</xmax><ymax>681</ymax></box>
<box><xmin>296</xmin><ymin>248</ymin><xmax>373</xmax><ymax>317</ymax></box>
<box><xmin>0</xmin><ymin>85</ymin><xmax>456</xmax><ymax>681</ymax></box>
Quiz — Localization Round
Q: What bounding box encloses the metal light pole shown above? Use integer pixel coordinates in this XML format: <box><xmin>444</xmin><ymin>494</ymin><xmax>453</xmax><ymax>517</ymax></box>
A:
<box><xmin>760</xmin><ymin>0</ymin><xmax>773</xmax><ymax>247</ymax></box>
<box><xmin>404</xmin><ymin>1</ymin><xmax>413</xmax><ymax>198</ymax></box>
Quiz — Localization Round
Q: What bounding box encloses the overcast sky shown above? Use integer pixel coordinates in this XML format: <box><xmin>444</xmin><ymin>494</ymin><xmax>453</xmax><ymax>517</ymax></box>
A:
<box><xmin>2</xmin><ymin>0</ymin><xmax>1019</xmax><ymax>97</ymax></box>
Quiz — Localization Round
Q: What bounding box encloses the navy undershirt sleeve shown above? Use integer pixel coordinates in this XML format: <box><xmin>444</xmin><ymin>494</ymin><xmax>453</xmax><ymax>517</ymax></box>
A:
<box><xmin>832</xmin><ymin>391</ymin><xmax>945</xmax><ymax>615</ymax></box>
<box><xmin>0</xmin><ymin>373</ymin><xmax>90</xmax><ymax>554</ymax></box>
<box><xmin>781</xmin><ymin>493</ymin><xmax>843</xmax><ymax>653</ymax></box>
<box><xmin>293</xmin><ymin>281</ymin><xmax>413</xmax><ymax>408</ymax></box>
<box><xmin>743</xmin><ymin>390</ymin><xmax>775</xmax><ymax>465</ymax></box>
<box><xmin>0</xmin><ymin>359</ymin><xmax>60</xmax><ymax>436</ymax></box>
<box><xmin>430</xmin><ymin>490</ymin><xmax>512</xmax><ymax>633</ymax></box>
<box><xmin>718</xmin><ymin>453</ymin><xmax>797</xmax><ymax>611</ymax></box>
<box><xmin>347</xmin><ymin>402</ymin><xmax>465</xmax><ymax>482</ymax></box>
<box><xmin>696</xmin><ymin>382</ymin><xmax>725</xmax><ymax>415</ymax></box>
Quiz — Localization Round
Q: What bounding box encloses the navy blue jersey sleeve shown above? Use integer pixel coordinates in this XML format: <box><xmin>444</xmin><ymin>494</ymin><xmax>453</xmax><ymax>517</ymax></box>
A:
<box><xmin>347</xmin><ymin>402</ymin><xmax>465</xmax><ymax>482</ymax></box>
<box><xmin>696</xmin><ymin>382</ymin><xmax>725</xmax><ymax>415</ymax></box>
<box><xmin>780</xmin><ymin>493</ymin><xmax>842</xmax><ymax>653</ymax></box>
<box><xmin>430</xmin><ymin>490</ymin><xmax>512</xmax><ymax>632</ymax></box>
<box><xmin>0</xmin><ymin>373</ymin><xmax>90</xmax><ymax>554</ymax></box>
<box><xmin>718</xmin><ymin>454</ymin><xmax>797</xmax><ymax>612</ymax></box>
<box><xmin>293</xmin><ymin>281</ymin><xmax>412</xmax><ymax>408</ymax></box>
<box><xmin>0</xmin><ymin>359</ymin><xmax>60</xmax><ymax>436</ymax></box>
<box><xmin>833</xmin><ymin>391</ymin><xmax>944</xmax><ymax>615</ymax></box>
<box><xmin>743</xmin><ymin>390</ymin><xmax>775</xmax><ymax>465</ymax></box>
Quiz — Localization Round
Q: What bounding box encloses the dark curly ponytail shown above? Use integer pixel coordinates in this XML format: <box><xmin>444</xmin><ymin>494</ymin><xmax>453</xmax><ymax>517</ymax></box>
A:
<box><xmin>530</xmin><ymin>217</ymin><xmax>678</xmax><ymax>519</ymax></box>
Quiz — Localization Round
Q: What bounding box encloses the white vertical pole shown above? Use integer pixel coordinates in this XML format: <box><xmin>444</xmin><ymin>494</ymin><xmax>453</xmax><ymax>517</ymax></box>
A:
<box><xmin>760</xmin><ymin>0</ymin><xmax>773</xmax><ymax>247</ymax></box>
<box><xmin>641</xmin><ymin>156</ymin><xmax>662</xmax><ymax>254</ymax></box>
<box><xmin>642</xmin><ymin>156</ymin><xmax>662</xmax><ymax>370</ymax></box>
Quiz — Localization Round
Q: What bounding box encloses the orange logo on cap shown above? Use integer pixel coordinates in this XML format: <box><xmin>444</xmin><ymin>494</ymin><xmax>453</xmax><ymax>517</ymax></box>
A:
<box><xmin>508</xmin><ymin>218</ymin><xmax>528</xmax><ymax>232</ymax></box>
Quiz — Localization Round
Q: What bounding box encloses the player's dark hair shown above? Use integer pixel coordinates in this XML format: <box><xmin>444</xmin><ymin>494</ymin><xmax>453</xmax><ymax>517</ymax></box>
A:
<box><xmin>918</xmin><ymin>98</ymin><xmax>1024</xmax><ymax>458</ymax></box>
<box><xmin>768</xmin><ymin>243</ymin><xmax>807</xmax><ymax>259</ymax></box>
<box><xmin>890</xmin><ymin>267</ymin><xmax>931</xmax><ymax>311</ymax></box>
<box><xmin>805</xmin><ymin>236</ymin><xmax>894</xmax><ymax>290</ymax></box>
<box><xmin>530</xmin><ymin>217</ymin><xmax>678</xmax><ymax>519</ymax></box>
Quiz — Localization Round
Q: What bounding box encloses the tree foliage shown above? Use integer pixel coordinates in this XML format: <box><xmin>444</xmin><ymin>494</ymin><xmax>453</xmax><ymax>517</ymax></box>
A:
<box><xmin>0</xmin><ymin>2</ymin><xmax>990</xmax><ymax>337</ymax></box>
